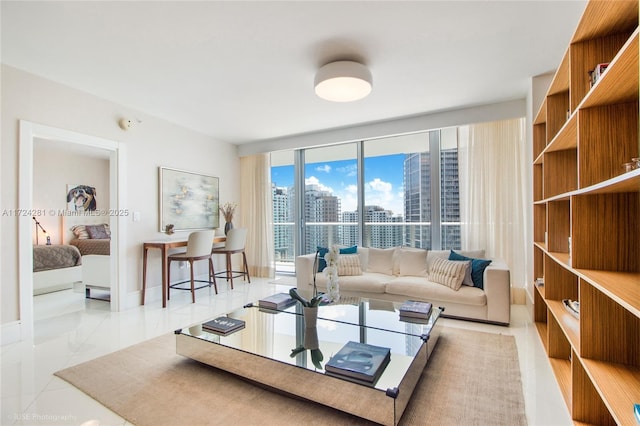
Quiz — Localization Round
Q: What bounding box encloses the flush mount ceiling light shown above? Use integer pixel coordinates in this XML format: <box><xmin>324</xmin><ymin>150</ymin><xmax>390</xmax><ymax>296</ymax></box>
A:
<box><xmin>314</xmin><ymin>60</ymin><xmax>372</xmax><ymax>102</ymax></box>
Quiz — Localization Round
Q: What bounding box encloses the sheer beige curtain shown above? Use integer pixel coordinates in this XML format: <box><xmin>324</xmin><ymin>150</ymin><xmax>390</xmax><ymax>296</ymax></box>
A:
<box><xmin>239</xmin><ymin>153</ymin><xmax>275</xmax><ymax>278</ymax></box>
<box><xmin>458</xmin><ymin>117</ymin><xmax>527</xmax><ymax>289</ymax></box>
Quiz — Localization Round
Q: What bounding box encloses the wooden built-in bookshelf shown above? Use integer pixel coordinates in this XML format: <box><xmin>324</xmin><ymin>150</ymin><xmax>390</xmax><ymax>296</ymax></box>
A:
<box><xmin>532</xmin><ymin>1</ymin><xmax>639</xmax><ymax>425</ymax></box>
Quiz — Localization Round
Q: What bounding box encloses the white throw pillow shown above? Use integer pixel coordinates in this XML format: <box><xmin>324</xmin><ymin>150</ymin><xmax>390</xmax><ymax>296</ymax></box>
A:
<box><xmin>337</xmin><ymin>255</ymin><xmax>362</xmax><ymax>276</ymax></box>
<box><xmin>429</xmin><ymin>257</ymin><xmax>469</xmax><ymax>291</ymax></box>
<box><xmin>398</xmin><ymin>248</ymin><xmax>428</xmax><ymax>277</ymax></box>
<box><xmin>461</xmin><ymin>261</ymin><xmax>474</xmax><ymax>286</ymax></box>
<box><xmin>367</xmin><ymin>247</ymin><xmax>396</xmax><ymax>275</ymax></box>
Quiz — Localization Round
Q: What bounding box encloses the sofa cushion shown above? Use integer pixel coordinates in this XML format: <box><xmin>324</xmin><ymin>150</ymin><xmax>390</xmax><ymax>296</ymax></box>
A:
<box><xmin>398</xmin><ymin>248</ymin><xmax>428</xmax><ymax>277</ymax></box>
<box><xmin>367</xmin><ymin>247</ymin><xmax>396</xmax><ymax>275</ymax></box>
<box><xmin>356</xmin><ymin>247</ymin><xmax>369</xmax><ymax>272</ymax></box>
<box><xmin>338</xmin><ymin>254</ymin><xmax>362</xmax><ymax>276</ymax></box>
<box><xmin>314</xmin><ymin>272</ymin><xmax>389</xmax><ymax>294</ymax></box>
<box><xmin>386</xmin><ymin>276</ymin><xmax>487</xmax><ymax>306</ymax></box>
<box><xmin>426</xmin><ymin>249</ymin><xmax>485</xmax><ymax>272</ymax></box>
<box><xmin>429</xmin><ymin>257</ymin><xmax>468</xmax><ymax>291</ymax></box>
<box><xmin>449</xmin><ymin>250</ymin><xmax>492</xmax><ymax>290</ymax></box>
<box><xmin>317</xmin><ymin>245</ymin><xmax>357</xmax><ymax>271</ymax></box>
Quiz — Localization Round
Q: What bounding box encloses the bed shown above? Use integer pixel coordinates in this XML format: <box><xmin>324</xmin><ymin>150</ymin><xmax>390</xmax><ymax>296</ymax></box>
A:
<box><xmin>69</xmin><ymin>224</ymin><xmax>111</xmax><ymax>299</ymax></box>
<box><xmin>33</xmin><ymin>245</ymin><xmax>82</xmax><ymax>295</ymax></box>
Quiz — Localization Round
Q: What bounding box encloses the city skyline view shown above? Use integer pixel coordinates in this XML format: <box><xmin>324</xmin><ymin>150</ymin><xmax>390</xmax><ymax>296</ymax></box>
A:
<box><xmin>271</xmin><ymin>131</ymin><xmax>461</xmax><ymax>260</ymax></box>
<box><xmin>271</xmin><ymin>154</ymin><xmax>408</xmax><ymax>215</ymax></box>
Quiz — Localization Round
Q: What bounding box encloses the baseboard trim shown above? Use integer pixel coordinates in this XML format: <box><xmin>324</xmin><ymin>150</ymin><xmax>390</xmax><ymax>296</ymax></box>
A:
<box><xmin>511</xmin><ymin>287</ymin><xmax>526</xmax><ymax>305</ymax></box>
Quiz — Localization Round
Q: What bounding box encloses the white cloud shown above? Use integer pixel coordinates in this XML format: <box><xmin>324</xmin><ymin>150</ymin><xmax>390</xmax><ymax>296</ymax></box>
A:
<box><xmin>316</xmin><ymin>164</ymin><xmax>331</xmax><ymax>173</ymax></box>
<box><xmin>305</xmin><ymin>176</ymin><xmax>333</xmax><ymax>193</ymax></box>
<box><xmin>336</xmin><ymin>164</ymin><xmax>357</xmax><ymax>177</ymax></box>
<box><xmin>368</xmin><ymin>178</ymin><xmax>392</xmax><ymax>193</ymax></box>
<box><xmin>365</xmin><ymin>178</ymin><xmax>403</xmax><ymax>215</ymax></box>
<box><xmin>306</xmin><ymin>176</ymin><xmax>404</xmax><ymax>216</ymax></box>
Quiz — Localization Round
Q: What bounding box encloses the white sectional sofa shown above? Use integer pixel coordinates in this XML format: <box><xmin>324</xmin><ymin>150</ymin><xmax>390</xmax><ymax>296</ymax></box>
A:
<box><xmin>295</xmin><ymin>246</ymin><xmax>511</xmax><ymax>325</ymax></box>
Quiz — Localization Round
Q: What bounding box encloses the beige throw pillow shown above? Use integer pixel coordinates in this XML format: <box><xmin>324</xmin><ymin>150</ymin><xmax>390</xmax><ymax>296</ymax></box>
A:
<box><xmin>429</xmin><ymin>257</ymin><xmax>469</xmax><ymax>291</ymax></box>
<box><xmin>367</xmin><ymin>247</ymin><xmax>396</xmax><ymax>275</ymax></box>
<box><xmin>338</xmin><ymin>255</ymin><xmax>362</xmax><ymax>276</ymax></box>
<box><xmin>398</xmin><ymin>248</ymin><xmax>428</xmax><ymax>277</ymax></box>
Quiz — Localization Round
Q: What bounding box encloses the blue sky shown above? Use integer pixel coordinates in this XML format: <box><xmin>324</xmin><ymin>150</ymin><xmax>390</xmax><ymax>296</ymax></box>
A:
<box><xmin>271</xmin><ymin>154</ymin><xmax>406</xmax><ymax>215</ymax></box>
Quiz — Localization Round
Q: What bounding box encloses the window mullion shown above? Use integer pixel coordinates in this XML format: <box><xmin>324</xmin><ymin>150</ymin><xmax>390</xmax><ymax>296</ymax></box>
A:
<box><xmin>429</xmin><ymin>131</ymin><xmax>441</xmax><ymax>250</ymax></box>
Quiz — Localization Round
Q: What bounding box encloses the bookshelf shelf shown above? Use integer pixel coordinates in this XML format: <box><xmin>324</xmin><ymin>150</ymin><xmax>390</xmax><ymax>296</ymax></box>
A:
<box><xmin>531</xmin><ymin>0</ymin><xmax>639</xmax><ymax>423</ymax></box>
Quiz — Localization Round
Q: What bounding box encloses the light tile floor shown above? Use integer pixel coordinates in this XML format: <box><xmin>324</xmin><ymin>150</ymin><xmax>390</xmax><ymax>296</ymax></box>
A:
<box><xmin>1</xmin><ymin>277</ymin><xmax>572</xmax><ymax>425</ymax></box>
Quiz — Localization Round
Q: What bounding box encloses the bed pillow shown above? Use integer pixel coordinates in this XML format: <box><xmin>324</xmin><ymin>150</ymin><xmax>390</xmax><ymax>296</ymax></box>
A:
<box><xmin>337</xmin><ymin>254</ymin><xmax>362</xmax><ymax>276</ymax></box>
<box><xmin>449</xmin><ymin>250</ymin><xmax>492</xmax><ymax>289</ymax></box>
<box><xmin>86</xmin><ymin>224</ymin><xmax>111</xmax><ymax>239</ymax></box>
<box><xmin>70</xmin><ymin>225</ymin><xmax>90</xmax><ymax>239</ymax></box>
<box><xmin>429</xmin><ymin>257</ymin><xmax>469</xmax><ymax>291</ymax></box>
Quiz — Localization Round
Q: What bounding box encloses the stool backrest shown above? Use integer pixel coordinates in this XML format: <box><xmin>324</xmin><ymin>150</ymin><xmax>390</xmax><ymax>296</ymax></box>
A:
<box><xmin>225</xmin><ymin>228</ymin><xmax>247</xmax><ymax>251</ymax></box>
<box><xmin>186</xmin><ymin>230</ymin><xmax>215</xmax><ymax>257</ymax></box>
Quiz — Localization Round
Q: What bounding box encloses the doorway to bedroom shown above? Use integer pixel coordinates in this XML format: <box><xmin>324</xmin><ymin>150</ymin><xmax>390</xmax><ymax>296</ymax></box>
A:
<box><xmin>19</xmin><ymin>121</ymin><xmax>126</xmax><ymax>343</ymax></box>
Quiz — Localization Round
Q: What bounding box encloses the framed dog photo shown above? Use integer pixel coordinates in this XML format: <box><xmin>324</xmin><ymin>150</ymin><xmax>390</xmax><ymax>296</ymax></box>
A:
<box><xmin>67</xmin><ymin>184</ymin><xmax>98</xmax><ymax>212</ymax></box>
<box><xmin>159</xmin><ymin>167</ymin><xmax>219</xmax><ymax>232</ymax></box>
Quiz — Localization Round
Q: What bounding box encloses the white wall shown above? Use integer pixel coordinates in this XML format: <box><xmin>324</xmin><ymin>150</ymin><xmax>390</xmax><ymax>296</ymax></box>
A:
<box><xmin>33</xmin><ymin>142</ymin><xmax>110</xmax><ymax>245</ymax></box>
<box><xmin>1</xmin><ymin>65</ymin><xmax>239</xmax><ymax>325</ymax></box>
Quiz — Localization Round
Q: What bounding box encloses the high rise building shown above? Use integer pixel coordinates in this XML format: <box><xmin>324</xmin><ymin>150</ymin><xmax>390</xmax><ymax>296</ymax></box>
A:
<box><xmin>402</xmin><ymin>132</ymin><xmax>461</xmax><ymax>249</ymax></box>
<box><xmin>272</xmin><ymin>184</ymin><xmax>293</xmax><ymax>261</ymax></box>
<box><xmin>440</xmin><ymin>147</ymin><xmax>461</xmax><ymax>249</ymax></box>
<box><xmin>341</xmin><ymin>211</ymin><xmax>358</xmax><ymax>247</ymax></box>
<box><xmin>304</xmin><ymin>184</ymin><xmax>341</xmax><ymax>253</ymax></box>
<box><xmin>363</xmin><ymin>205</ymin><xmax>403</xmax><ymax>248</ymax></box>
<box><xmin>403</xmin><ymin>151</ymin><xmax>431</xmax><ymax>248</ymax></box>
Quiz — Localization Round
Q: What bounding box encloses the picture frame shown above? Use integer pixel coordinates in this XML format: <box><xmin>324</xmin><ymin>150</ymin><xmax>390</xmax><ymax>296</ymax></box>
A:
<box><xmin>159</xmin><ymin>167</ymin><xmax>219</xmax><ymax>232</ymax></box>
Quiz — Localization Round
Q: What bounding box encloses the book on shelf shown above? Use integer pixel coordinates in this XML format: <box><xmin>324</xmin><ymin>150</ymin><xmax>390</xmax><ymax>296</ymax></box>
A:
<box><xmin>258</xmin><ymin>292</ymin><xmax>296</xmax><ymax>310</ymax></box>
<box><xmin>325</xmin><ymin>341</ymin><xmax>391</xmax><ymax>384</ymax></box>
<box><xmin>202</xmin><ymin>316</ymin><xmax>245</xmax><ymax>336</ymax></box>
<box><xmin>398</xmin><ymin>300</ymin><xmax>432</xmax><ymax>319</ymax></box>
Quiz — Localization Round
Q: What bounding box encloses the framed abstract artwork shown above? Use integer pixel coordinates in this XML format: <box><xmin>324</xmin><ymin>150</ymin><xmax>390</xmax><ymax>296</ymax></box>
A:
<box><xmin>159</xmin><ymin>167</ymin><xmax>219</xmax><ymax>232</ymax></box>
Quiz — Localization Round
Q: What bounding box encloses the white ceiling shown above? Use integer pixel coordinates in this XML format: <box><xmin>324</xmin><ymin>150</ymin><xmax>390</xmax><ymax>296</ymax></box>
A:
<box><xmin>2</xmin><ymin>1</ymin><xmax>587</xmax><ymax>145</ymax></box>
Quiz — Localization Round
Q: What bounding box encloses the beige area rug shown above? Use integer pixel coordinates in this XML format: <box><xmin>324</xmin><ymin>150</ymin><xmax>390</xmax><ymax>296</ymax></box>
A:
<box><xmin>55</xmin><ymin>327</ymin><xmax>526</xmax><ymax>426</ymax></box>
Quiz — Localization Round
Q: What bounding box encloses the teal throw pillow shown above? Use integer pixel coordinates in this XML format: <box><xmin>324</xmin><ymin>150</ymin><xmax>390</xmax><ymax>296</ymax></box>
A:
<box><xmin>448</xmin><ymin>250</ymin><xmax>491</xmax><ymax>290</ymax></box>
<box><xmin>315</xmin><ymin>245</ymin><xmax>357</xmax><ymax>272</ymax></box>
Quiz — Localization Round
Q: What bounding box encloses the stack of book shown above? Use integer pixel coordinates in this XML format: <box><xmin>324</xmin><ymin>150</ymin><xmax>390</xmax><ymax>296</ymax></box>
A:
<box><xmin>325</xmin><ymin>341</ymin><xmax>391</xmax><ymax>386</ymax></box>
<box><xmin>258</xmin><ymin>292</ymin><xmax>296</xmax><ymax>310</ymax></box>
<box><xmin>399</xmin><ymin>300</ymin><xmax>432</xmax><ymax>320</ymax></box>
<box><xmin>202</xmin><ymin>316</ymin><xmax>245</xmax><ymax>336</ymax></box>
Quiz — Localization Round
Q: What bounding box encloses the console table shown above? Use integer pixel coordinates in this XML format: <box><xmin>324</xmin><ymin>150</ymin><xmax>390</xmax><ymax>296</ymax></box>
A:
<box><xmin>142</xmin><ymin>236</ymin><xmax>225</xmax><ymax>307</ymax></box>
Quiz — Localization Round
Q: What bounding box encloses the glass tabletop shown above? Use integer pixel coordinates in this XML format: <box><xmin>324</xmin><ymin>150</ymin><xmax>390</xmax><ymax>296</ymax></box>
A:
<box><xmin>254</xmin><ymin>296</ymin><xmax>441</xmax><ymax>338</ymax></box>
<box><xmin>181</xmin><ymin>299</ymin><xmax>441</xmax><ymax>392</ymax></box>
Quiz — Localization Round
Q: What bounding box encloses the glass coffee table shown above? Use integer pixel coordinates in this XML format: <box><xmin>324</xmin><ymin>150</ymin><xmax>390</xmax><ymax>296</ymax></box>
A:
<box><xmin>176</xmin><ymin>297</ymin><xmax>441</xmax><ymax>426</ymax></box>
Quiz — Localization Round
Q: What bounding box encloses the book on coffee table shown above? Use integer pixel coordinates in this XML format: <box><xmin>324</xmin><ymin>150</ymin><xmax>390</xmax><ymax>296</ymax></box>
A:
<box><xmin>258</xmin><ymin>292</ymin><xmax>296</xmax><ymax>310</ymax></box>
<box><xmin>399</xmin><ymin>300</ymin><xmax>432</xmax><ymax>319</ymax></box>
<box><xmin>325</xmin><ymin>341</ymin><xmax>390</xmax><ymax>384</ymax></box>
<box><xmin>202</xmin><ymin>316</ymin><xmax>245</xmax><ymax>336</ymax></box>
<box><xmin>399</xmin><ymin>315</ymin><xmax>431</xmax><ymax>325</ymax></box>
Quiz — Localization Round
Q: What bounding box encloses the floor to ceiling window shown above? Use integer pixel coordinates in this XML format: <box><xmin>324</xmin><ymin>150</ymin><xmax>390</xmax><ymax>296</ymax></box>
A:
<box><xmin>270</xmin><ymin>150</ymin><xmax>295</xmax><ymax>273</ymax></box>
<box><xmin>363</xmin><ymin>133</ymin><xmax>429</xmax><ymax>249</ymax></box>
<box><xmin>270</xmin><ymin>127</ymin><xmax>461</xmax><ymax>271</ymax></box>
<box><xmin>303</xmin><ymin>143</ymin><xmax>358</xmax><ymax>253</ymax></box>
